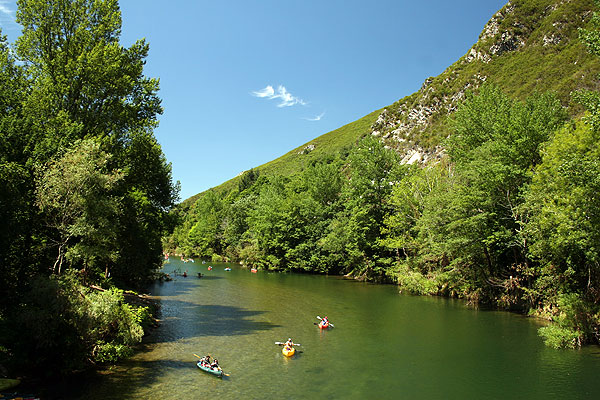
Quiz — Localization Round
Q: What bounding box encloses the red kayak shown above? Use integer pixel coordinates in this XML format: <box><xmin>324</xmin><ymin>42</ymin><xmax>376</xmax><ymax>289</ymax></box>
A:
<box><xmin>318</xmin><ymin>320</ymin><xmax>330</xmax><ymax>329</ymax></box>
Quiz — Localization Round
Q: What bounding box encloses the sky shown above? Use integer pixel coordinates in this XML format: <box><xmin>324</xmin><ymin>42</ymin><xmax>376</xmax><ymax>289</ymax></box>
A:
<box><xmin>0</xmin><ymin>0</ymin><xmax>507</xmax><ymax>201</ymax></box>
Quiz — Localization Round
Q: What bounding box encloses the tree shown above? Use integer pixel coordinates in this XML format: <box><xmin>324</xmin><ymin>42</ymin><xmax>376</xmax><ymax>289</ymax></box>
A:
<box><xmin>415</xmin><ymin>86</ymin><xmax>567</xmax><ymax>302</ymax></box>
<box><xmin>36</xmin><ymin>139</ymin><xmax>123</xmax><ymax>277</ymax></box>
<box><xmin>574</xmin><ymin>0</ymin><xmax>600</xmax><ymax>131</ymax></box>
<box><xmin>14</xmin><ymin>0</ymin><xmax>177</xmax><ymax>285</ymax></box>
<box><xmin>337</xmin><ymin>136</ymin><xmax>401</xmax><ymax>279</ymax></box>
<box><xmin>15</xmin><ymin>0</ymin><xmax>162</xmax><ymax>161</ymax></box>
<box><xmin>524</xmin><ymin>121</ymin><xmax>600</xmax><ymax>301</ymax></box>
<box><xmin>187</xmin><ymin>190</ymin><xmax>224</xmax><ymax>257</ymax></box>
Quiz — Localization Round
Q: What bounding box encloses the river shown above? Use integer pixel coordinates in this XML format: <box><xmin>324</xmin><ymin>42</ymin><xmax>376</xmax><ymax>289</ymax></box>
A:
<box><xmin>44</xmin><ymin>258</ymin><xmax>600</xmax><ymax>399</ymax></box>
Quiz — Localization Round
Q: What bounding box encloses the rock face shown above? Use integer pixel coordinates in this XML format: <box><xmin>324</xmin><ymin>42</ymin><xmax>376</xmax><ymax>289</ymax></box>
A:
<box><xmin>298</xmin><ymin>144</ymin><xmax>315</xmax><ymax>155</ymax></box>
<box><xmin>367</xmin><ymin>0</ymin><xmax>597</xmax><ymax>167</ymax></box>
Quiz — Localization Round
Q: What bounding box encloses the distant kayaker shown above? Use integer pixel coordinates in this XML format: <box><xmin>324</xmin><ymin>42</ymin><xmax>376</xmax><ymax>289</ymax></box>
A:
<box><xmin>285</xmin><ymin>338</ymin><xmax>294</xmax><ymax>347</ymax></box>
<box><xmin>211</xmin><ymin>359</ymin><xmax>220</xmax><ymax>369</ymax></box>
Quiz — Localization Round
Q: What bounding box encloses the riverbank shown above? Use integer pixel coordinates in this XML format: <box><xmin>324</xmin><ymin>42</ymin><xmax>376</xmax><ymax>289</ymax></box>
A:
<box><xmin>0</xmin><ymin>285</ymin><xmax>160</xmax><ymax>399</ymax></box>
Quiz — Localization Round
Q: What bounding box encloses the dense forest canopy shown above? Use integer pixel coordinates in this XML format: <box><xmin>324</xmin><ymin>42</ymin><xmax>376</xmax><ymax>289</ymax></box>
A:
<box><xmin>166</xmin><ymin>0</ymin><xmax>600</xmax><ymax>349</ymax></box>
<box><xmin>0</xmin><ymin>0</ymin><xmax>178</xmax><ymax>375</ymax></box>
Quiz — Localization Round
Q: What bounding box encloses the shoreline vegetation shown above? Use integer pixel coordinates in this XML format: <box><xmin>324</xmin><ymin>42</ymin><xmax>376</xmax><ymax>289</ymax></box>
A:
<box><xmin>166</xmin><ymin>1</ymin><xmax>600</xmax><ymax>351</ymax></box>
<box><xmin>1</xmin><ymin>0</ymin><xmax>178</xmax><ymax>387</ymax></box>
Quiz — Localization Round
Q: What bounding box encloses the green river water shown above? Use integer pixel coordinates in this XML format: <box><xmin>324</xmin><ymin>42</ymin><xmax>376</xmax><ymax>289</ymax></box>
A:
<box><xmin>43</xmin><ymin>258</ymin><xmax>600</xmax><ymax>399</ymax></box>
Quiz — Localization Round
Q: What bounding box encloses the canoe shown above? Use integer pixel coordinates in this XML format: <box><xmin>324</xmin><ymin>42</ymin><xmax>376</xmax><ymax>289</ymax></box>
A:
<box><xmin>282</xmin><ymin>346</ymin><xmax>295</xmax><ymax>357</ymax></box>
<box><xmin>318</xmin><ymin>320</ymin><xmax>330</xmax><ymax>329</ymax></box>
<box><xmin>197</xmin><ymin>361</ymin><xmax>224</xmax><ymax>377</ymax></box>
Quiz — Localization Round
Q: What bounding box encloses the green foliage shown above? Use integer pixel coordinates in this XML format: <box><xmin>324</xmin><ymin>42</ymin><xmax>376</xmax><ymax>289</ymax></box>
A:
<box><xmin>1</xmin><ymin>0</ymin><xmax>175</xmax><ymax>377</ymax></box>
<box><xmin>574</xmin><ymin>1</ymin><xmax>600</xmax><ymax>131</ymax></box>
<box><xmin>523</xmin><ymin>120</ymin><xmax>600</xmax><ymax>297</ymax></box>
<box><xmin>166</xmin><ymin>0</ymin><xmax>600</xmax><ymax>350</ymax></box>
<box><xmin>36</xmin><ymin>139</ymin><xmax>123</xmax><ymax>276</ymax></box>
<box><xmin>538</xmin><ymin>293</ymin><xmax>600</xmax><ymax>348</ymax></box>
<box><xmin>7</xmin><ymin>273</ymin><xmax>149</xmax><ymax>374</ymax></box>
<box><xmin>395</xmin><ymin>262</ymin><xmax>440</xmax><ymax>296</ymax></box>
<box><xmin>538</xmin><ymin>325</ymin><xmax>581</xmax><ymax>349</ymax></box>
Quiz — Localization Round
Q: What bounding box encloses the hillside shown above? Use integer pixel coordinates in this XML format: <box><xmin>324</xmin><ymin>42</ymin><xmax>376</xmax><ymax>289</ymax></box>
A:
<box><xmin>183</xmin><ymin>0</ymin><xmax>600</xmax><ymax>206</ymax></box>
<box><xmin>372</xmin><ymin>0</ymin><xmax>600</xmax><ymax>161</ymax></box>
<box><xmin>168</xmin><ymin>0</ymin><xmax>600</xmax><ymax>350</ymax></box>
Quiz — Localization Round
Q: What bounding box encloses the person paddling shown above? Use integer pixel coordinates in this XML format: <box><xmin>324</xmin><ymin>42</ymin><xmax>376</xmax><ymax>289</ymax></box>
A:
<box><xmin>285</xmin><ymin>338</ymin><xmax>294</xmax><ymax>348</ymax></box>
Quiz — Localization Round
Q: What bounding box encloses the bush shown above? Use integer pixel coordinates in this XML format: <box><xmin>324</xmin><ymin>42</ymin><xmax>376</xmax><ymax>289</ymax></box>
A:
<box><xmin>93</xmin><ymin>341</ymin><xmax>133</xmax><ymax>363</ymax></box>
<box><xmin>537</xmin><ymin>293</ymin><xmax>600</xmax><ymax>348</ymax></box>
<box><xmin>538</xmin><ymin>325</ymin><xmax>581</xmax><ymax>349</ymax></box>
<box><xmin>395</xmin><ymin>263</ymin><xmax>439</xmax><ymax>295</ymax></box>
<box><xmin>7</xmin><ymin>274</ymin><xmax>152</xmax><ymax>373</ymax></box>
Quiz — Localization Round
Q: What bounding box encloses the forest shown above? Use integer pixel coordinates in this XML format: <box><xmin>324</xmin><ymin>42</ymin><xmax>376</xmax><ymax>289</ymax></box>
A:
<box><xmin>0</xmin><ymin>0</ymin><xmax>178</xmax><ymax>376</ymax></box>
<box><xmin>166</xmin><ymin>4</ymin><xmax>600</xmax><ymax>349</ymax></box>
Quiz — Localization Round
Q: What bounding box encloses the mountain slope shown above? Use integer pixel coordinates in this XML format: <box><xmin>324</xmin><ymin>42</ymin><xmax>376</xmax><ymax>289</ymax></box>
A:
<box><xmin>184</xmin><ymin>0</ymin><xmax>599</xmax><ymax>204</ymax></box>
<box><xmin>372</xmin><ymin>0</ymin><xmax>600</xmax><ymax>160</ymax></box>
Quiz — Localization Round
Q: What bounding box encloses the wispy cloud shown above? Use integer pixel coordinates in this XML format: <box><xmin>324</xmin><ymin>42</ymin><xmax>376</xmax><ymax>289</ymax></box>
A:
<box><xmin>0</xmin><ymin>1</ymin><xmax>18</xmax><ymax>30</ymax></box>
<box><xmin>252</xmin><ymin>85</ymin><xmax>306</xmax><ymax>108</ymax></box>
<box><xmin>0</xmin><ymin>1</ymin><xmax>11</xmax><ymax>16</ymax></box>
<box><xmin>303</xmin><ymin>111</ymin><xmax>326</xmax><ymax>121</ymax></box>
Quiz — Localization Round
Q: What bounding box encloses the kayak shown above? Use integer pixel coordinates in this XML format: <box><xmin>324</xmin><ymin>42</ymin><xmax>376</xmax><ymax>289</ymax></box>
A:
<box><xmin>197</xmin><ymin>361</ymin><xmax>224</xmax><ymax>377</ymax></box>
<box><xmin>251</xmin><ymin>268</ymin><xmax>257</xmax><ymax>273</ymax></box>
<box><xmin>282</xmin><ymin>346</ymin><xmax>295</xmax><ymax>357</ymax></box>
<box><xmin>208</xmin><ymin>266</ymin><xmax>212</xmax><ymax>271</ymax></box>
<box><xmin>318</xmin><ymin>320</ymin><xmax>330</xmax><ymax>329</ymax></box>
<box><xmin>224</xmin><ymin>267</ymin><xmax>231</xmax><ymax>271</ymax></box>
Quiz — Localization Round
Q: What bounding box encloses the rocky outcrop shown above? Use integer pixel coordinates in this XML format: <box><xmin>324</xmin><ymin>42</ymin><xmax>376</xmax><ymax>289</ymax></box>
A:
<box><xmin>298</xmin><ymin>144</ymin><xmax>315</xmax><ymax>155</ymax></box>
<box><xmin>367</xmin><ymin>0</ymin><xmax>595</xmax><ymax>167</ymax></box>
<box><xmin>370</xmin><ymin>73</ymin><xmax>487</xmax><ymax>151</ymax></box>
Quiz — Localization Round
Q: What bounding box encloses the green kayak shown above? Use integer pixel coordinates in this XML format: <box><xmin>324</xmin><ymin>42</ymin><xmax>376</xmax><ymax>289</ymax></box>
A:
<box><xmin>197</xmin><ymin>361</ymin><xmax>223</xmax><ymax>377</ymax></box>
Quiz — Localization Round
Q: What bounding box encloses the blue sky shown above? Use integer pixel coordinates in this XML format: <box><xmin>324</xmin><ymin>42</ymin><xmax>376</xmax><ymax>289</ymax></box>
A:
<box><xmin>0</xmin><ymin>0</ymin><xmax>507</xmax><ymax>200</ymax></box>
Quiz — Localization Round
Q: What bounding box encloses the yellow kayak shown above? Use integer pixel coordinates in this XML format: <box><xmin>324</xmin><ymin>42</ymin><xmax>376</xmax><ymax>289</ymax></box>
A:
<box><xmin>282</xmin><ymin>346</ymin><xmax>295</xmax><ymax>357</ymax></box>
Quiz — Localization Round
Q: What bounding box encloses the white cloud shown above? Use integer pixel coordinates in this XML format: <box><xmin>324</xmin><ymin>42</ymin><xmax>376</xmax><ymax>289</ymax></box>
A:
<box><xmin>0</xmin><ymin>1</ymin><xmax>18</xmax><ymax>30</ymax></box>
<box><xmin>252</xmin><ymin>85</ymin><xmax>275</xmax><ymax>98</ymax></box>
<box><xmin>0</xmin><ymin>1</ymin><xmax>12</xmax><ymax>17</ymax></box>
<box><xmin>303</xmin><ymin>111</ymin><xmax>325</xmax><ymax>121</ymax></box>
<box><xmin>252</xmin><ymin>85</ymin><xmax>306</xmax><ymax>108</ymax></box>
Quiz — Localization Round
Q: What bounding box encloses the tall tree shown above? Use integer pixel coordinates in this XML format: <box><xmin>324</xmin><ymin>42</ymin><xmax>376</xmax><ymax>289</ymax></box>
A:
<box><xmin>15</xmin><ymin>0</ymin><xmax>162</xmax><ymax>161</ymax></box>
<box><xmin>335</xmin><ymin>136</ymin><xmax>401</xmax><ymax>279</ymax></box>
<box><xmin>13</xmin><ymin>0</ymin><xmax>177</xmax><ymax>285</ymax></box>
<box><xmin>417</xmin><ymin>86</ymin><xmax>567</xmax><ymax>302</ymax></box>
<box><xmin>35</xmin><ymin>139</ymin><xmax>122</xmax><ymax>277</ymax></box>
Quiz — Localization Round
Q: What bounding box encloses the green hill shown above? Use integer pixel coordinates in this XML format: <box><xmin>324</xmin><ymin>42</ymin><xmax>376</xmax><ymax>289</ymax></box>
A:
<box><xmin>169</xmin><ymin>0</ymin><xmax>600</xmax><ymax>348</ymax></box>
<box><xmin>183</xmin><ymin>0</ymin><xmax>599</xmax><ymax>206</ymax></box>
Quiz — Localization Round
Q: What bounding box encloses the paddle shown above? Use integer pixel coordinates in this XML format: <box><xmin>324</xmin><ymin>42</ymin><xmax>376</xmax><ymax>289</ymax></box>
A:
<box><xmin>275</xmin><ymin>341</ymin><xmax>301</xmax><ymax>346</ymax></box>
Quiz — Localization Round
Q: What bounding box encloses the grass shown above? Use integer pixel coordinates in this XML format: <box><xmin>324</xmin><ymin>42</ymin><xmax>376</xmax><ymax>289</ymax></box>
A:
<box><xmin>182</xmin><ymin>109</ymin><xmax>381</xmax><ymax>206</ymax></box>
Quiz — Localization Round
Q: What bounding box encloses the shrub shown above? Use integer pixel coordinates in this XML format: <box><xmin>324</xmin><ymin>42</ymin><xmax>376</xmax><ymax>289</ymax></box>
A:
<box><xmin>538</xmin><ymin>325</ymin><xmax>581</xmax><ymax>349</ymax></box>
